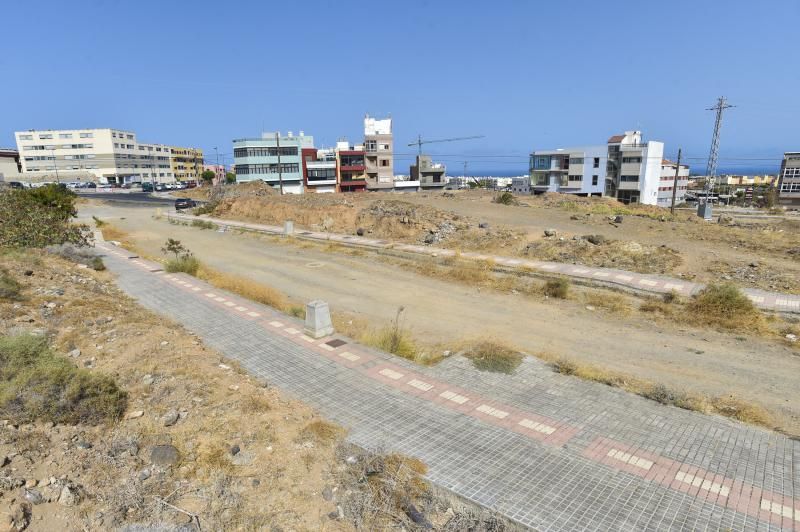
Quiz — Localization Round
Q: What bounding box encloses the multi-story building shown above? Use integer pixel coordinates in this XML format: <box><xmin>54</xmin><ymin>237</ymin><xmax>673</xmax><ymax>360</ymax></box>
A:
<box><xmin>411</xmin><ymin>155</ymin><xmax>446</xmax><ymax>189</ymax></box>
<box><xmin>203</xmin><ymin>164</ymin><xmax>227</xmax><ymax>185</ymax></box>
<box><xmin>777</xmin><ymin>152</ymin><xmax>800</xmax><ymax>206</ymax></box>
<box><xmin>0</xmin><ymin>148</ymin><xmax>21</xmax><ymax>180</ymax></box>
<box><xmin>302</xmin><ymin>148</ymin><xmax>338</xmax><ymax>193</ymax></box>
<box><xmin>336</xmin><ymin>140</ymin><xmax>366</xmax><ymax>193</ymax></box>
<box><xmin>363</xmin><ymin>115</ymin><xmax>393</xmax><ymax>191</ymax></box>
<box><xmin>232</xmin><ymin>131</ymin><xmax>314</xmax><ymax>194</ymax></box>
<box><xmin>527</xmin><ymin>131</ymin><xmax>665</xmax><ymax>206</ymax></box>
<box><xmin>13</xmin><ymin>128</ymin><xmax>186</xmax><ymax>184</ymax></box>
<box><xmin>169</xmin><ymin>146</ymin><xmax>204</xmax><ymax>182</ymax></box>
<box><xmin>657</xmin><ymin>158</ymin><xmax>690</xmax><ymax>207</ymax></box>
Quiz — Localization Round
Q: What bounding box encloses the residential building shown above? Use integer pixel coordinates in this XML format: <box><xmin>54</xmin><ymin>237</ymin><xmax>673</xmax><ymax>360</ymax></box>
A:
<box><xmin>232</xmin><ymin>131</ymin><xmax>314</xmax><ymax>194</ymax></box>
<box><xmin>363</xmin><ymin>115</ymin><xmax>393</xmax><ymax>191</ymax></box>
<box><xmin>658</xmin><ymin>158</ymin><xmax>690</xmax><ymax>207</ymax></box>
<box><xmin>410</xmin><ymin>155</ymin><xmax>446</xmax><ymax>190</ymax></box>
<box><xmin>721</xmin><ymin>174</ymin><xmax>777</xmax><ymax>187</ymax></box>
<box><xmin>777</xmin><ymin>152</ymin><xmax>800</xmax><ymax>206</ymax></box>
<box><xmin>336</xmin><ymin>140</ymin><xmax>367</xmax><ymax>193</ymax></box>
<box><xmin>302</xmin><ymin>148</ymin><xmax>337</xmax><ymax>193</ymax></box>
<box><xmin>527</xmin><ymin>131</ymin><xmax>665</xmax><ymax>206</ymax></box>
<box><xmin>170</xmin><ymin>146</ymin><xmax>204</xmax><ymax>182</ymax></box>
<box><xmin>0</xmin><ymin>148</ymin><xmax>21</xmax><ymax>180</ymax></box>
<box><xmin>510</xmin><ymin>176</ymin><xmax>531</xmax><ymax>194</ymax></box>
<box><xmin>203</xmin><ymin>164</ymin><xmax>227</xmax><ymax>185</ymax></box>
<box><xmin>14</xmin><ymin>128</ymin><xmax>183</xmax><ymax>184</ymax></box>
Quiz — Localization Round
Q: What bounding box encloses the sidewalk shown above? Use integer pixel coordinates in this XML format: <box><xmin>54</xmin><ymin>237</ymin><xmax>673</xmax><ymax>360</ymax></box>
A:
<box><xmin>165</xmin><ymin>212</ymin><xmax>800</xmax><ymax>314</ymax></box>
<box><xmin>95</xmin><ymin>236</ymin><xmax>799</xmax><ymax>531</ymax></box>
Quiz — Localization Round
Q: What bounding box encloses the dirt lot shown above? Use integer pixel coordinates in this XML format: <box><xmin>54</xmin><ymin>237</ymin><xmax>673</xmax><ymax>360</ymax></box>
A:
<box><xmin>80</xmin><ymin>202</ymin><xmax>800</xmax><ymax>436</ymax></box>
<box><xmin>186</xmin><ymin>186</ymin><xmax>800</xmax><ymax>292</ymax></box>
<box><xmin>0</xmin><ymin>249</ymin><xmax>502</xmax><ymax>531</ymax></box>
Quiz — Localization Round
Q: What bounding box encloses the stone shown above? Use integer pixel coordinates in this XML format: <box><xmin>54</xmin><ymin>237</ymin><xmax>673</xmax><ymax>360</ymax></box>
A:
<box><xmin>544</xmin><ymin>229</ymin><xmax>557</xmax><ymax>237</ymax></box>
<box><xmin>75</xmin><ymin>441</ymin><xmax>92</xmax><ymax>449</ymax></box>
<box><xmin>230</xmin><ymin>450</ymin><xmax>254</xmax><ymax>466</ymax></box>
<box><xmin>478</xmin><ymin>222</ymin><xmax>489</xmax><ymax>229</ymax></box>
<box><xmin>304</xmin><ymin>300</ymin><xmax>334</xmax><ymax>339</ymax></box>
<box><xmin>138</xmin><ymin>469</ymin><xmax>151</xmax><ymax>481</ymax></box>
<box><xmin>284</xmin><ymin>220</ymin><xmax>294</xmax><ymax>236</ymax></box>
<box><xmin>322</xmin><ymin>486</ymin><xmax>334</xmax><ymax>501</ymax></box>
<box><xmin>23</xmin><ymin>488</ymin><xmax>43</xmax><ymax>505</ymax></box>
<box><xmin>585</xmin><ymin>234</ymin><xmax>606</xmax><ymax>245</ymax></box>
<box><xmin>149</xmin><ymin>445</ymin><xmax>179</xmax><ymax>466</ymax></box>
<box><xmin>125</xmin><ymin>410</ymin><xmax>144</xmax><ymax>420</ymax></box>
<box><xmin>356</xmin><ymin>228</ymin><xmax>364</xmax><ymax>236</ymax></box>
<box><xmin>160</xmin><ymin>341</ymin><xmax>169</xmax><ymax>347</ymax></box>
<box><xmin>8</xmin><ymin>502</ymin><xmax>31</xmax><ymax>531</ymax></box>
<box><xmin>58</xmin><ymin>485</ymin><xmax>81</xmax><ymax>507</ymax></box>
<box><xmin>230</xmin><ymin>444</ymin><xmax>240</xmax><ymax>456</ymax></box>
<box><xmin>162</xmin><ymin>410</ymin><xmax>179</xmax><ymax>427</ymax></box>
<box><xmin>613</xmin><ymin>215</ymin><xmax>623</xmax><ymax>223</ymax></box>
<box><xmin>68</xmin><ymin>348</ymin><xmax>81</xmax><ymax>358</ymax></box>
<box><xmin>141</xmin><ymin>374</ymin><xmax>154</xmax><ymax>386</ymax></box>
<box><xmin>786</xmin><ymin>334</ymin><xmax>798</xmax><ymax>343</ymax></box>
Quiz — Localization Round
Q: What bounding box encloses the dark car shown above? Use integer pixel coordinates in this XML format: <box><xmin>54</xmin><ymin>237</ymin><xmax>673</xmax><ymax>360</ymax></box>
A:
<box><xmin>141</xmin><ymin>182</ymin><xmax>153</xmax><ymax>192</ymax></box>
<box><xmin>175</xmin><ymin>198</ymin><xmax>196</xmax><ymax>210</ymax></box>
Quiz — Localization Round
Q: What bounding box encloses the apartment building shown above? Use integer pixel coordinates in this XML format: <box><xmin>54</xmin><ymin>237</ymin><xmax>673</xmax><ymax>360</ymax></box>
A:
<box><xmin>0</xmin><ymin>148</ymin><xmax>21</xmax><ymax>180</ymax></box>
<box><xmin>658</xmin><ymin>158</ymin><xmax>690</xmax><ymax>207</ymax></box>
<box><xmin>170</xmin><ymin>146</ymin><xmax>204</xmax><ymax>182</ymax></box>
<box><xmin>232</xmin><ymin>131</ymin><xmax>314</xmax><ymax>194</ymax></box>
<box><xmin>528</xmin><ymin>131</ymin><xmax>665</xmax><ymax>206</ymax></box>
<box><xmin>777</xmin><ymin>152</ymin><xmax>800</xmax><ymax>206</ymax></box>
<box><xmin>203</xmin><ymin>164</ymin><xmax>227</xmax><ymax>185</ymax></box>
<box><xmin>363</xmin><ymin>115</ymin><xmax>393</xmax><ymax>191</ymax></box>
<box><xmin>411</xmin><ymin>155</ymin><xmax>446</xmax><ymax>189</ymax></box>
<box><xmin>301</xmin><ymin>148</ymin><xmax>337</xmax><ymax>193</ymax></box>
<box><xmin>336</xmin><ymin>140</ymin><xmax>366</xmax><ymax>193</ymax></box>
<box><xmin>14</xmin><ymin>128</ymin><xmax>182</xmax><ymax>184</ymax></box>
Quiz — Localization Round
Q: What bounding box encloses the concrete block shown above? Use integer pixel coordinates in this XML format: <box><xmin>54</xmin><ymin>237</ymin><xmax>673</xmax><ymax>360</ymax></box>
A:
<box><xmin>304</xmin><ymin>300</ymin><xmax>334</xmax><ymax>339</ymax></box>
<box><xmin>284</xmin><ymin>220</ymin><xmax>294</xmax><ymax>236</ymax></box>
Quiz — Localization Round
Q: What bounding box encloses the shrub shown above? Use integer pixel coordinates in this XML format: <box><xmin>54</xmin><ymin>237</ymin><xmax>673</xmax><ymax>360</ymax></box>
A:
<box><xmin>299</xmin><ymin>420</ymin><xmax>343</xmax><ymax>444</ymax></box>
<box><xmin>0</xmin><ymin>270</ymin><xmax>22</xmax><ymax>301</ymax></box>
<box><xmin>193</xmin><ymin>201</ymin><xmax>218</xmax><ymax>215</ymax></box>
<box><xmin>584</xmin><ymin>291</ymin><xmax>631</xmax><ymax>314</ymax></box>
<box><xmin>688</xmin><ymin>283</ymin><xmax>760</xmax><ymax>329</ymax></box>
<box><xmin>463</xmin><ymin>341</ymin><xmax>524</xmax><ymax>374</ymax></box>
<box><xmin>24</xmin><ymin>184</ymin><xmax>77</xmax><ymax>220</ymax></box>
<box><xmin>493</xmin><ymin>191</ymin><xmax>516</xmax><ymax>205</ymax></box>
<box><xmin>191</xmin><ymin>219</ymin><xmax>216</xmax><ymax>230</ymax></box>
<box><xmin>0</xmin><ymin>190</ymin><xmax>90</xmax><ymax>248</ymax></box>
<box><xmin>543</xmin><ymin>277</ymin><xmax>569</xmax><ymax>299</ymax></box>
<box><xmin>45</xmin><ymin>243</ymin><xmax>105</xmax><ymax>270</ymax></box>
<box><xmin>165</xmin><ymin>255</ymin><xmax>200</xmax><ymax>275</ymax></box>
<box><xmin>552</xmin><ymin>358</ymin><xmax>578</xmax><ymax>375</ymax></box>
<box><xmin>198</xmin><ymin>268</ymin><xmax>288</xmax><ymax>310</ymax></box>
<box><xmin>92</xmin><ymin>216</ymin><xmax>106</xmax><ymax>227</ymax></box>
<box><xmin>90</xmin><ymin>256</ymin><xmax>106</xmax><ymax>271</ymax></box>
<box><xmin>0</xmin><ymin>334</ymin><xmax>127</xmax><ymax>425</ymax></box>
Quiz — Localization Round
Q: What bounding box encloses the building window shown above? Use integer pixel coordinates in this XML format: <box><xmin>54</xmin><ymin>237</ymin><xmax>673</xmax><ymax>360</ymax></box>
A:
<box><xmin>380</xmin><ymin>159</ymin><xmax>390</xmax><ymax>167</ymax></box>
<box><xmin>234</xmin><ymin>163</ymin><xmax>300</xmax><ymax>175</ymax></box>
<box><xmin>233</xmin><ymin>146</ymin><xmax>299</xmax><ymax>157</ymax></box>
<box><xmin>19</xmin><ymin>134</ymin><xmax>33</xmax><ymax>140</ymax></box>
<box><xmin>593</xmin><ymin>157</ymin><xmax>600</xmax><ymax>168</ymax></box>
<box><xmin>533</xmin><ymin>156</ymin><xmax>550</xmax><ymax>170</ymax></box>
<box><xmin>79</xmin><ymin>132</ymin><xmax>93</xmax><ymax>138</ymax></box>
<box><xmin>592</xmin><ymin>175</ymin><xmax>598</xmax><ymax>186</ymax></box>
<box><xmin>569</xmin><ymin>158</ymin><xmax>584</xmax><ymax>165</ymax></box>
<box><xmin>365</xmin><ymin>140</ymin><xmax>377</xmax><ymax>152</ymax></box>
<box><xmin>307</xmin><ymin>168</ymin><xmax>336</xmax><ymax>181</ymax></box>
<box><xmin>620</xmin><ymin>175</ymin><xmax>640</xmax><ymax>182</ymax></box>
<box><xmin>126</xmin><ymin>134</ymin><xmax>133</xmax><ymax>139</ymax></box>
<box><xmin>622</xmin><ymin>157</ymin><xmax>642</xmax><ymax>163</ymax></box>
<box><xmin>59</xmin><ymin>133</ymin><xmax>72</xmax><ymax>139</ymax></box>
<box><xmin>568</xmin><ymin>175</ymin><xmax>582</xmax><ymax>181</ymax></box>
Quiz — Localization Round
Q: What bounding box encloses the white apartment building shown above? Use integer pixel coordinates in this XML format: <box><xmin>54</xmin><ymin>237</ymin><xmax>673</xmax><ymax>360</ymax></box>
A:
<box><xmin>658</xmin><ymin>159</ymin><xmax>690</xmax><ymax>207</ymax></box>
<box><xmin>14</xmin><ymin>128</ymin><xmax>178</xmax><ymax>184</ymax></box>
<box><xmin>528</xmin><ymin>131</ymin><xmax>666</xmax><ymax>206</ymax></box>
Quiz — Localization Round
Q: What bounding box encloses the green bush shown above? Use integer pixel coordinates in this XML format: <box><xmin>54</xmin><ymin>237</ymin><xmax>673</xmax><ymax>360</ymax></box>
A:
<box><xmin>464</xmin><ymin>342</ymin><xmax>523</xmax><ymax>374</ymax></box>
<box><xmin>0</xmin><ymin>190</ymin><xmax>90</xmax><ymax>248</ymax></box>
<box><xmin>193</xmin><ymin>201</ymin><xmax>218</xmax><ymax>215</ymax></box>
<box><xmin>0</xmin><ymin>334</ymin><xmax>127</xmax><ymax>425</ymax></box>
<box><xmin>493</xmin><ymin>191</ymin><xmax>516</xmax><ymax>205</ymax></box>
<box><xmin>0</xmin><ymin>270</ymin><xmax>22</xmax><ymax>301</ymax></box>
<box><xmin>543</xmin><ymin>278</ymin><xmax>569</xmax><ymax>299</ymax></box>
<box><xmin>688</xmin><ymin>283</ymin><xmax>759</xmax><ymax>329</ymax></box>
<box><xmin>191</xmin><ymin>219</ymin><xmax>216</xmax><ymax>230</ymax></box>
<box><xmin>165</xmin><ymin>255</ymin><xmax>200</xmax><ymax>276</ymax></box>
<box><xmin>24</xmin><ymin>184</ymin><xmax>77</xmax><ymax>220</ymax></box>
<box><xmin>90</xmin><ymin>256</ymin><xmax>106</xmax><ymax>271</ymax></box>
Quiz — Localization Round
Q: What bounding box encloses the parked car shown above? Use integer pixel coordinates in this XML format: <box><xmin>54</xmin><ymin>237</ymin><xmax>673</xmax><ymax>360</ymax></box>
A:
<box><xmin>141</xmin><ymin>182</ymin><xmax>153</xmax><ymax>192</ymax></box>
<box><xmin>174</xmin><ymin>198</ymin><xmax>196</xmax><ymax>210</ymax></box>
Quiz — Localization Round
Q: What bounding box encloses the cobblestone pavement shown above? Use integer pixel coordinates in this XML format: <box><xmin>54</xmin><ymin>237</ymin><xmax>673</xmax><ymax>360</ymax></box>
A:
<box><xmin>96</xmin><ymin>238</ymin><xmax>800</xmax><ymax>531</ymax></box>
<box><xmin>165</xmin><ymin>212</ymin><xmax>800</xmax><ymax>314</ymax></box>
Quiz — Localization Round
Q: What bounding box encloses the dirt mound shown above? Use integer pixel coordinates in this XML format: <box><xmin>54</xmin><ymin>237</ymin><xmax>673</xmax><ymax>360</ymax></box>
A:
<box><xmin>355</xmin><ymin>200</ymin><xmax>472</xmax><ymax>243</ymax></box>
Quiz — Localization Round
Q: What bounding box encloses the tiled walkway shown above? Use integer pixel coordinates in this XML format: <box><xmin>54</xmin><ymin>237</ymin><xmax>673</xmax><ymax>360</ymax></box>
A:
<box><xmin>96</xmin><ymin>238</ymin><xmax>800</xmax><ymax>531</ymax></box>
<box><xmin>165</xmin><ymin>212</ymin><xmax>800</xmax><ymax>314</ymax></box>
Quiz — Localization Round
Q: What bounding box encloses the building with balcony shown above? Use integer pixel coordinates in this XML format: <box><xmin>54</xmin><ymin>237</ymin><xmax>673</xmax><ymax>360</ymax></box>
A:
<box><xmin>657</xmin><ymin>158</ymin><xmax>690</xmax><ymax>207</ymax></box>
<box><xmin>336</xmin><ymin>140</ymin><xmax>366</xmax><ymax>192</ymax></box>
<box><xmin>232</xmin><ymin>131</ymin><xmax>314</xmax><ymax>194</ymax></box>
<box><xmin>778</xmin><ymin>152</ymin><xmax>800</xmax><ymax>206</ymax></box>
<box><xmin>411</xmin><ymin>155</ymin><xmax>446</xmax><ymax>190</ymax></box>
<box><xmin>363</xmin><ymin>115</ymin><xmax>393</xmax><ymax>191</ymax></box>
<box><xmin>170</xmin><ymin>146</ymin><xmax>204</xmax><ymax>182</ymax></box>
<box><xmin>203</xmin><ymin>164</ymin><xmax>227</xmax><ymax>185</ymax></box>
<box><xmin>302</xmin><ymin>148</ymin><xmax>337</xmax><ymax>193</ymax></box>
<box><xmin>527</xmin><ymin>131</ymin><xmax>665</xmax><ymax>206</ymax></box>
<box><xmin>14</xmin><ymin>128</ymin><xmax>179</xmax><ymax>184</ymax></box>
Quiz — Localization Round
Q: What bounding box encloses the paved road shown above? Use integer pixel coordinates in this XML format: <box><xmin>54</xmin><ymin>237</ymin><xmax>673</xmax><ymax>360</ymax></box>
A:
<box><xmin>78</xmin><ymin>191</ymin><xmax>176</xmax><ymax>205</ymax></box>
<box><xmin>95</xmin><ymin>235</ymin><xmax>799</xmax><ymax>531</ymax></box>
<box><xmin>166</xmin><ymin>212</ymin><xmax>800</xmax><ymax>314</ymax></box>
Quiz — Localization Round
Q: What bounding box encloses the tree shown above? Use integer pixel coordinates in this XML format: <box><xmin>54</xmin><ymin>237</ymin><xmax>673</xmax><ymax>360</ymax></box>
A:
<box><xmin>24</xmin><ymin>184</ymin><xmax>77</xmax><ymax>220</ymax></box>
<box><xmin>225</xmin><ymin>172</ymin><xmax>236</xmax><ymax>184</ymax></box>
<box><xmin>161</xmin><ymin>238</ymin><xmax>189</xmax><ymax>260</ymax></box>
<box><xmin>201</xmin><ymin>170</ymin><xmax>215</xmax><ymax>185</ymax></box>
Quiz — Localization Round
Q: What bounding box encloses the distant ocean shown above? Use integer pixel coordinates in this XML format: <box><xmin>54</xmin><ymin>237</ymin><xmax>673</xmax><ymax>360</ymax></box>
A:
<box><xmin>464</xmin><ymin>166</ymin><xmax>779</xmax><ymax>178</ymax></box>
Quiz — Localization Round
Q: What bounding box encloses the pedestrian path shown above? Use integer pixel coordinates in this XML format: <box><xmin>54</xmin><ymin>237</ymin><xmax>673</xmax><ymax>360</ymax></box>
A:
<box><xmin>96</xmin><ymin>237</ymin><xmax>800</xmax><ymax>531</ymax></box>
<box><xmin>165</xmin><ymin>212</ymin><xmax>800</xmax><ymax>314</ymax></box>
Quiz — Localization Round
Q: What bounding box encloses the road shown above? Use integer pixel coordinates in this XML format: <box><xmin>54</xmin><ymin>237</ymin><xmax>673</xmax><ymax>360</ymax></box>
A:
<box><xmin>95</xmin><ymin>235</ymin><xmax>800</xmax><ymax>531</ymax></box>
<box><xmin>77</xmin><ymin>191</ymin><xmax>176</xmax><ymax>205</ymax></box>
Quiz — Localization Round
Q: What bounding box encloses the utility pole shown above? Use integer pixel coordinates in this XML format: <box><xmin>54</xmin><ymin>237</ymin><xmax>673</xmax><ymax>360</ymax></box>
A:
<box><xmin>276</xmin><ymin>132</ymin><xmax>284</xmax><ymax>195</ymax></box>
<box><xmin>214</xmin><ymin>146</ymin><xmax>219</xmax><ymax>185</ymax></box>
<box><xmin>670</xmin><ymin>148</ymin><xmax>682</xmax><ymax>215</ymax></box>
<box><xmin>700</xmin><ymin>96</ymin><xmax>734</xmax><ymax>218</ymax></box>
<box><xmin>51</xmin><ymin>149</ymin><xmax>60</xmax><ymax>183</ymax></box>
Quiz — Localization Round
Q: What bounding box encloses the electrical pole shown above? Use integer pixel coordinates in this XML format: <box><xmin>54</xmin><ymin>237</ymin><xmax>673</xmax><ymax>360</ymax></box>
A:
<box><xmin>276</xmin><ymin>132</ymin><xmax>284</xmax><ymax>195</ymax></box>
<box><xmin>670</xmin><ymin>148</ymin><xmax>682</xmax><ymax>215</ymax></box>
<box><xmin>214</xmin><ymin>146</ymin><xmax>219</xmax><ymax>186</ymax></box>
<box><xmin>700</xmin><ymin>96</ymin><xmax>734</xmax><ymax>218</ymax></box>
<box><xmin>51</xmin><ymin>149</ymin><xmax>60</xmax><ymax>183</ymax></box>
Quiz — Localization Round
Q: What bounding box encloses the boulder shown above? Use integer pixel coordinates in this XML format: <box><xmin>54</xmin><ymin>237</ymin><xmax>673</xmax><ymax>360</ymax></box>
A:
<box><xmin>149</xmin><ymin>445</ymin><xmax>179</xmax><ymax>466</ymax></box>
<box><xmin>162</xmin><ymin>410</ymin><xmax>179</xmax><ymax>427</ymax></box>
<box><xmin>543</xmin><ymin>229</ymin><xmax>557</xmax><ymax>237</ymax></box>
<box><xmin>584</xmin><ymin>234</ymin><xmax>606</xmax><ymax>245</ymax></box>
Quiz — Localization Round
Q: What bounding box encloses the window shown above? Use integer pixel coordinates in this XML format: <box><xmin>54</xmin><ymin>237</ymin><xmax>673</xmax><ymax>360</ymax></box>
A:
<box><xmin>112</xmin><ymin>132</ymin><xmax>117</xmax><ymax>138</ymax></box>
<box><xmin>568</xmin><ymin>175</ymin><xmax>582</xmax><ymax>181</ymax></box>
<box><xmin>381</xmin><ymin>144</ymin><xmax>389</xmax><ymax>150</ymax></box>
<box><xmin>126</xmin><ymin>134</ymin><xmax>133</xmax><ymax>139</ymax></box>
<box><xmin>620</xmin><ymin>175</ymin><xmax>640</xmax><ymax>182</ymax></box>
<box><xmin>233</xmin><ymin>146</ymin><xmax>298</xmax><ymax>157</ymax></box>
<box><xmin>114</xmin><ymin>143</ymin><xmax>120</xmax><ymax>148</ymax></box>
<box><xmin>39</xmin><ymin>133</ymin><xmax>53</xmax><ymax>139</ymax></box>
<box><xmin>622</xmin><ymin>157</ymin><xmax>642</xmax><ymax>163</ymax></box>
<box><xmin>59</xmin><ymin>133</ymin><xmax>72</xmax><ymax>139</ymax></box>
<box><xmin>593</xmin><ymin>157</ymin><xmax>600</xmax><ymax>168</ymax></box>
<box><xmin>533</xmin><ymin>156</ymin><xmax>550</xmax><ymax>170</ymax></box>
<box><xmin>234</xmin><ymin>163</ymin><xmax>299</xmax><ymax>175</ymax></box>
<box><xmin>380</xmin><ymin>159</ymin><xmax>390</xmax><ymax>167</ymax></box>
<box><xmin>307</xmin><ymin>168</ymin><xmax>337</xmax><ymax>181</ymax></box>
<box><xmin>19</xmin><ymin>134</ymin><xmax>33</xmax><ymax>140</ymax></box>
<box><xmin>592</xmin><ymin>175</ymin><xmax>598</xmax><ymax>186</ymax></box>
<box><xmin>365</xmin><ymin>140</ymin><xmax>377</xmax><ymax>152</ymax></box>
<box><xmin>79</xmin><ymin>132</ymin><xmax>93</xmax><ymax>138</ymax></box>
<box><xmin>127</xmin><ymin>144</ymin><xmax>134</xmax><ymax>149</ymax></box>
<box><xmin>569</xmin><ymin>157</ymin><xmax>584</xmax><ymax>165</ymax></box>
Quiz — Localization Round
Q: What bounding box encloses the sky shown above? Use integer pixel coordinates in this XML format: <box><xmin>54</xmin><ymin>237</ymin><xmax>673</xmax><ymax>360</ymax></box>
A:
<box><xmin>1</xmin><ymin>0</ymin><xmax>798</xmax><ymax>175</ymax></box>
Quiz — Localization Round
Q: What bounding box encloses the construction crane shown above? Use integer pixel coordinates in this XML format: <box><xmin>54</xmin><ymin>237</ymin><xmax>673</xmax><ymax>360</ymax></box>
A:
<box><xmin>408</xmin><ymin>134</ymin><xmax>485</xmax><ymax>155</ymax></box>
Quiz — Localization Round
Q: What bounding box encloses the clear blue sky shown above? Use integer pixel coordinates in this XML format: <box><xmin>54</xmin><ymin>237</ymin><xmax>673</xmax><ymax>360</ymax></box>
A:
<box><xmin>2</xmin><ymin>0</ymin><xmax>797</xmax><ymax>174</ymax></box>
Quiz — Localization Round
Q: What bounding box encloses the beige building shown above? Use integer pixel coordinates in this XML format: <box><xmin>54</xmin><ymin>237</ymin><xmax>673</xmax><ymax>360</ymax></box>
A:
<box><xmin>363</xmin><ymin>115</ymin><xmax>394</xmax><ymax>191</ymax></box>
<box><xmin>170</xmin><ymin>146</ymin><xmax>204</xmax><ymax>182</ymax></box>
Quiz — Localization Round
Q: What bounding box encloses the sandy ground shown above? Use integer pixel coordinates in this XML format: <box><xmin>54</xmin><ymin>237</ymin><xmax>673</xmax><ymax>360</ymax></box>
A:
<box><xmin>81</xmin><ymin>202</ymin><xmax>800</xmax><ymax>435</ymax></box>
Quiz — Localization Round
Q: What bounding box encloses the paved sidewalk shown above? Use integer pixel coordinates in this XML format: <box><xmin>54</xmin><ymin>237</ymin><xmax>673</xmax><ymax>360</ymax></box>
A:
<box><xmin>96</xmin><ymin>239</ymin><xmax>799</xmax><ymax>531</ymax></box>
<box><xmin>165</xmin><ymin>212</ymin><xmax>800</xmax><ymax>314</ymax></box>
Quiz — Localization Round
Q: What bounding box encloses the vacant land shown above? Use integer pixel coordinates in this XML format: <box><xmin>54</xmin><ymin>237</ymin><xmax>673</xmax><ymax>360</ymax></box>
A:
<box><xmin>81</xmin><ymin>202</ymin><xmax>800</xmax><ymax>435</ymax></box>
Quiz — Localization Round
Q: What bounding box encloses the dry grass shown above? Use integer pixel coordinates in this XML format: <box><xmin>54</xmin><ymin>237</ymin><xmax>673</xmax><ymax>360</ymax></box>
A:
<box><xmin>584</xmin><ymin>291</ymin><xmax>632</xmax><ymax>315</ymax></box>
<box><xmin>299</xmin><ymin>419</ymin><xmax>343</xmax><ymax>445</ymax></box>
<box><xmin>197</xmin><ymin>266</ymin><xmax>289</xmax><ymax>311</ymax></box>
<box><xmin>543</xmin><ymin>277</ymin><xmax>570</xmax><ymax>299</ymax></box>
<box><xmin>239</xmin><ymin>391</ymin><xmax>271</xmax><ymax>414</ymax></box>
<box><xmin>463</xmin><ymin>341</ymin><xmax>524</xmax><ymax>374</ymax></box>
<box><xmin>686</xmin><ymin>283</ymin><xmax>764</xmax><ymax>331</ymax></box>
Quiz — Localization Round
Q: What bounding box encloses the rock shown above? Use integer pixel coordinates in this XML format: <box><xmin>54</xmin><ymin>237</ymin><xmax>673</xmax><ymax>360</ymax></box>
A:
<box><xmin>24</xmin><ymin>479</ymin><xmax>36</xmax><ymax>489</ymax></box>
<box><xmin>749</xmin><ymin>262</ymin><xmax>759</xmax><ymax>268</ymax></box>
<box><xmin>23</xmin><ymin>488</ymin><xmax>43</xmax><ymax>505</ymax></box>
<box><xmin>786</xmin><ymin>334</ymin><xmax>798</xmax><ymax>343</ymax></box>
<box><xmin>8</xmin><ymin>502</ymin><xmax>31</xmax><ymax>531</ymax></box>
<box><xmin>58</xmin><ymin>485</ymin><xmax>81</xmax><ymax>507</ymax></box>
<box><xmin>141</xmin><ymin>374</ymin><xmax>154</xmax><ymax>386</ymax></box>
<box><xmin>160</xmin><ymin>341</ymin><xmax>169</xmax><ymax>347</ymax></box>
<box><xmin>322</xmin><ymin>485</ymin><xmax>334</xmax><ymax>501</ymax></box>
<box><xmin>585</xmin><ymin>305</ymin><xmax>596</xmax><ymax>311</ymax></box>
<box><xmin>718</xmin><ymin>214</ymin><xmax>734</xmax><ymax>225</ymax></box>
<box><xmin>230</xmin><ymin>444</ymin><xmax>240</xmax><ymax>456</ymax></box>
<box><xmin>149</xmin><ymin>445</ymin><xmax>180</xmax><ymax>466</ymax></box>
<box><xmin>403</xmin><ymin>503</ymin><xmax>432</xmax><ymax>528</ymax></box>
<box><xmin>544</xmin><ymin>229</ymin><xmax>557</xmax><ymax>237</ymax></box>
<box><xmin>356</xmin><ymin>228</ymin><xmax>364</xmax><ymax>236</ymax></box>
<box><xmin>68</xmin><ymin>348</ymin><xmax>81</xmax><ymax>358</ymax></box>
<box><xmin>251</xmin><ymin>479</ymin><xmax>260</xmax><ymax>487</ymax></box>
<box><xmin>162</xmin><ymin>410</ymin><xmax>179</xmax><ymax>427</ymax></box>
<box><xmin>125</xmin><ymin>410</ymin><xmax>144</xmax><ymax>420</ymax></box>
<box><xmin>613</xmin><ymin>215</ymin><xmax>623</xmax><ymax>223</ymax></box>
<box><xmin>0</xmin><ymin>456</ymin><xmax>9</xmax><ymax>467</ymax></box>
<box><xmin>23</xmin><ymin>270</ymin><xmax>33</xmax><ymax>277</ymax></box>
<box><xmin>584</xmin><ymin>234</ymin><xmax>606</xmax><ymax>245</ymax></box>
<box><xmin>230</xmin><ymin>451</ymin><xmax>254</xmax><ymax>466</ymax></box>
<box><xmin>138</xmin><ymin>469</ymin><xmax>151</xmax><ymax>481</ymax></box>
<box><xmin>478</xmin><ymin>222</ymin><xmax>489</xmax><ymax>229</ymax></box>
<box><xmin>75</xmin><ymin>440</ymin><xmax>92</xmax><ymax>449</ymax></box>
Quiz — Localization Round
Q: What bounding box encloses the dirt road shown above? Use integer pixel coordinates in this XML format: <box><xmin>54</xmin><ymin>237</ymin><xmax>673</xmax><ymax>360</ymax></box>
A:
<box><xmin>81</xmin><ymin>202</ymin><xmax>800</xmax><ymax>434</ymax></box>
